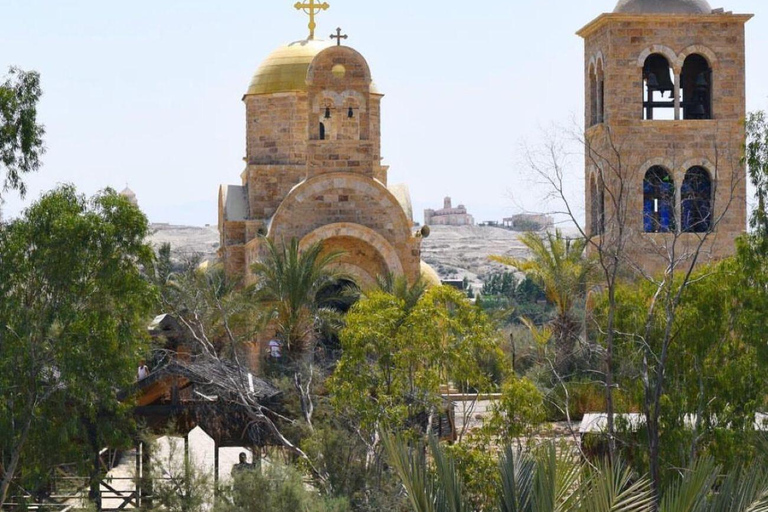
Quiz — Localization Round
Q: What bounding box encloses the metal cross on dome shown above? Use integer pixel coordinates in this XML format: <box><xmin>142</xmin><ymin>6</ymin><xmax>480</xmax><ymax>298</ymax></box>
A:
<box><xmin>331</xmin><ymin>27</ymin><xmax>348</xmax><ymax>46</ymax></box>
<box><xmin>294</xmin><ymin>0</ymin><xmax>330</xmax><ymax>40</ymax></box>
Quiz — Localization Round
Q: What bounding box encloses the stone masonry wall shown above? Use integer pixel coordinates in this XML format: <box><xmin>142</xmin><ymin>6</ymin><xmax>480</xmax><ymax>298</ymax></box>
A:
<box><xmin>245</xmin><ymin>93</ymin><xmax>310</xmax><ymax>165</ymax></box>
<box><xmin>582</xmin><ymin>14</ymin><xmax>749</xmax><ymax>275</ymax></box>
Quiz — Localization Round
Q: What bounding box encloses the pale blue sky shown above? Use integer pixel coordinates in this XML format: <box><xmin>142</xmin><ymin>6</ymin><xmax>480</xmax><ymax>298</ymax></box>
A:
<box><xmin>2</xmin><ymin>0</ymin><xmax>767</xmax><ymax>226</ymax></box>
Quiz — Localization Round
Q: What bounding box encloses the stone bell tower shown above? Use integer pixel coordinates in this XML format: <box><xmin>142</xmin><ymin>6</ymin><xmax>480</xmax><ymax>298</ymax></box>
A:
<box><xmin>578</xmin><ymin>0</ymin><xmax>752</xmax><ymax>275</ymax></box>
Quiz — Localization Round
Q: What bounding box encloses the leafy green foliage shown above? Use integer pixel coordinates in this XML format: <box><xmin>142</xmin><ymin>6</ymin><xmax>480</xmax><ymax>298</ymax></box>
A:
<box><xmin>0</xmin><ymin>67</ymin><xmax>45</xmax><ymax>198</ymax></box>
<box><xmin>484</xmin><ymin>376</ymin><xmax>545</xmax><ymax>443</ymax></box>
<box><xmin>492</xmin><ymin>230</ymin><xmax>591</xmax><ymax>372</ymax></box>
<box><xmin>482</xmin><ymin>272</ymin><xmax>518</xmax><ymax>299</ymax></box>
<box><xmin>445</xmin><ymin>441</ymin><xmax>501</xmax><ymax>510</ymax></box>
<box><xmin>745</xmin><ymin>111</ymin><xmax>768</xmax><ymax>239</ymax></box>
<box><xmin>329</xmin><ymin>286</ymin><xmax>502</xmax><ymax>438</ymax></box>
<box><xmin>491</xmin><ymin>231</ymin><xmax>590</xmax><ymax>323</ymax></box>
<box><xmin>215</xmin><ymin>462</ymin><xmax>350</xmax><ymax>512</ymax></box>
<box><xmin>0</xmin><ymin>185</ymin><xmax>155</xmax><ymax>505</ymax></box>
<box><xmin>594</xmin><ymin>252</ymin><xmax>768</xmax><ymax>474</ymax></box>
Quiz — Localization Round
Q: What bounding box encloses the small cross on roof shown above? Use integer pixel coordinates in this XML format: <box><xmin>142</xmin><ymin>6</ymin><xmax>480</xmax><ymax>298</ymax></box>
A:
<box><xmin>331</xmin><ymin>27</ymin><xmax>348</xmax><ymax>46</ymax></box>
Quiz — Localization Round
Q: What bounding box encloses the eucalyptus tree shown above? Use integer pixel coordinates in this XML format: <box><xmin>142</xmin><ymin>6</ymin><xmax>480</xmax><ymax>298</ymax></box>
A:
<box><xmin>330</xmin><ymin>286</ymin><xmax>502</xmax><ymax>467</ymax></box>
<box><xmin>745</xmin><ymin>111</ymin><xmax>768</xmax><ymax>240</ymax></box>
<box><xmin>0</xmin><ymin>67</ymin><xmax>45</xmax><ymax>200</ymax></box>
<box><xmin>0</xmin><ymin>185</ymin><xmax>156</xmax><ymax>508</ymax></box>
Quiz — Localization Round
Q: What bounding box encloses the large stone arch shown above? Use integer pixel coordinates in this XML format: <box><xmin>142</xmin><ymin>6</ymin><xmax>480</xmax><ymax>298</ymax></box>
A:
<box><xmin>675</xmin><ymin>45</ymin><xmax>718</xmax><ymax>70</ymax></box>
<box><xmin>268</xmin><ymin>172</ymin><xmax>414</xmax><ymax>244</ymax></box>
<box><xmin>637</xmin><ymin>45</ymin><xmax>678</xmax><ymax>71</ymax></box>
<box><xmin>299</xmin><ymin>223</ymin><xmax>404</xmax><ymax>289</ymax></box>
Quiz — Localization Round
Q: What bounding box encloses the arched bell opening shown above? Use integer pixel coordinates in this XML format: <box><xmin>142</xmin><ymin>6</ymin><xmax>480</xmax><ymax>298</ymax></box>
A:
<box><xmin>589</xmin><ymin>63</ymin><xmax>598</xmax><ymax>127</ymax></box>
<box><xmin>596</xmin><ymin>59</ymin><xmax>605</xmax><ymax>124</ymax></box>
<box><xmin>681</xmin><ymin>54</ymin><xmax>712</xmax><ymax>120</ymax></box>
<box><xmin>681</xmin><ymin>166</ymin><xmax>713</xmax><ymax>233</ymax></box>
<box><xmin>643</xmin><ymin>166</ymin><xmax>676</xmax><ymax>233</ymax></box>
<box><xmin>643</xmin><ymin>54</ymin><xmax>675</xmax><ymax>120</ymax></box>
<box><xmin>339</xmin><ymin>97</ymin><xmax>362</xmax><ymax>140</ymax></box>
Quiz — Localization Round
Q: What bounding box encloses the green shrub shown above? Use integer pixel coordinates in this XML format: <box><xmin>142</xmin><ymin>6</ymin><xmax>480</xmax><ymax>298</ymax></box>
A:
<box><xmin>215</xmin><ymin>462</ymin><xmax>349</xmax><ymax>512</ymax></box>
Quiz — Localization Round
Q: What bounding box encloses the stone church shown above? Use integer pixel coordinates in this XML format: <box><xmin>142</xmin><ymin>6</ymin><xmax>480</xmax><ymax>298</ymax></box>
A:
<box><xmin>580</xmin><ymin>0</ymin><xmax>751</xmax><ymax>275</ymax></box>
<box><xmin>218</xmin><ymin>20</ymin><xmax>439</xmax><ymax>289</ymax></box>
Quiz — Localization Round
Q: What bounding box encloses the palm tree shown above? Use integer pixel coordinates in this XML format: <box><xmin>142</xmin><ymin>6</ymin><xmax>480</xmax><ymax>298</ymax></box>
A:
<box><xmin>250</xmin><ymin>237</ymin><xmax>345</xmax><ymax>357</ymax></box>
<box><xmin>383</xmin><ymin>433</ymin><xmax>768</xmax><ymax>512</ymax></box>
<box><xmin>375</xmin><ymin>272</ymin><xmax>428</xmax><ymax>312</ymax></box>
<box><xmin>251</xmin><ymin>237</ymin><xmax>349</xmax><ymax>432</ymax></box>
<box><xmin>492</xmin><ymin>230</ymin><xmax>591</xmax><ymax>370</ymax></box>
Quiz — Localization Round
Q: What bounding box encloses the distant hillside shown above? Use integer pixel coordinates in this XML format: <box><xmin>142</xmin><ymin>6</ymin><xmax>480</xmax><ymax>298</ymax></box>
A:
<box><xmin>420</xmin><ymin>225</ymin><xmax>531</xmax><ymax>288</ymax></box>
<box><xmin>148</xmin><ymin>223</ymin><xmax>536</xmax><ymax>288</ymax></box>
<box><xmin>148</xmin><ymin>223</ymin><xmax>220</xmax><ymax>264</ymax></box>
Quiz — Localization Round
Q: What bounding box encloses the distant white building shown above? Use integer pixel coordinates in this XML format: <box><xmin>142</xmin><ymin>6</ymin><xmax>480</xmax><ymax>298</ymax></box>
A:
<box><xmin>424</xmin><ymin>197</ymin><xmax>475</xmax><ymax>227</ymax></box>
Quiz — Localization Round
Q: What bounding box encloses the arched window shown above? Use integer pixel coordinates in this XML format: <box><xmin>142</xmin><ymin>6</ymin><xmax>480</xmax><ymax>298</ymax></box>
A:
<box><xmin>590</xmin><ymin>68</ymin><xmax>597</xmax><ymax>125</ymax></box>
<box><xmin>597</xmin><ymin>60</ymin><xmax>605</xmax><ymax>124</ymax></box>
<box><xmin>339</xmin><ymin>98</ymin><xmax>361</xmax><ymax>140</ymax></box>
<box><xmin>319</xmin><ymin>122</ymin><xmax>326</xmax><ymax>140</ymax></box>
<box><xmin>590</xmin><ymin>174</ymin><xmax>605</xmax><ymax>236</ymax></box>
<box><xmin>643</xmin><ymin>54</ymin><xmax>675</xmax><ymax>120</ymax></box>
<box><xmin>643</xmin><ymin>166</ymin><xmax>676</xmax><ymax>233</ymax></box>
<box><xmin>681</xmin><ymin>167</ymin><xmax>712</xmax><ymax>232</ymax></box>
<box><xmin>681</xmin><ymin>54</ymin><xmax>712</xmax><ymax>120</ymax></box>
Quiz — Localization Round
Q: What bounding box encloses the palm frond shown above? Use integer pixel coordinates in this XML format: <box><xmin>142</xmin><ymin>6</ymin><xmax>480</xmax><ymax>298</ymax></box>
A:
<box><xmin>706</xmin><ymin>462</ymin><xmax>768</xmax><ymax>512</ymax></box>
<box><xmin>532</xmin><ymin>443</ymin><xmax>581</xmax><ymax>512</ymax></box>
<box><xmin>249</xmin><ymin>237</ymin><xmax>347</xmax><ymax>354</ymax></box>
<box><xmin>382</xmin><ymin>432</ymin><xmax>437</xmax><ymax>512</ymax></box>
<box><xmin>659</xmin><ymin>457</ymin><xmax>718</xmax><ymax>512</ymax></box>
<box><xmin>578</xmin><ymin>459</ymin><xmax>655</xmax><ymax>512</ymax></box>
<box><xmin>499</xmin><ymin>445</ymin><xmax>535</xmax><ymax>512</ymax></box>
<box><xmin>429</xmin><ymin>436</ymin><xmax>472</xmax><ymax>512</ymax></box>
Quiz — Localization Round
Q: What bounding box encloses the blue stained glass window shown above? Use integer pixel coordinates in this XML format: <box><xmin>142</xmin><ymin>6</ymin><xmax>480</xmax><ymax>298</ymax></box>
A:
<box><xmin>643</xmin><ymin>166</ymin><xmax>676</xmax><ymax>233</ymax></box>
<box><xmin>682</xmin><ymin>167</ymin><xmax>712</xmax><ymax>232</ymax></box>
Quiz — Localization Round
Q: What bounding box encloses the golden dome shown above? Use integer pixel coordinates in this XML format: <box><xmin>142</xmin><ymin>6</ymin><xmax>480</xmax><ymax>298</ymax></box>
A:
<box><xmin>246</xmin><ymin>39</ymin><xmax>380</xmax><ymax>96</ymax></box>
<box><xmin>420</xmin><ymin>261</ymin><xmax>442</xmax><ymax>288</ymax></box>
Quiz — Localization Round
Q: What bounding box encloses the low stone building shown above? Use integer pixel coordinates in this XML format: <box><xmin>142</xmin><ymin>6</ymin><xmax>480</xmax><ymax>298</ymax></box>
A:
<box><xmin>424</xmin><ymin>197</ymin><xmax>475</xmax><ymax>227</ymax></box>
<box><xmin>502</xmin><ymin>214</ymin><xmax>554</xmax><ymax>232</ymax></box>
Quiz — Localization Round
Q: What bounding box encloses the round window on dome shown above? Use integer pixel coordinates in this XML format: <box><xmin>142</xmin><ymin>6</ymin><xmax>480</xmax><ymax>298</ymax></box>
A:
<box><xmin>332</xmin><ymin>64</ymin><xmax>346</xmax><ymax>79</ymax></box>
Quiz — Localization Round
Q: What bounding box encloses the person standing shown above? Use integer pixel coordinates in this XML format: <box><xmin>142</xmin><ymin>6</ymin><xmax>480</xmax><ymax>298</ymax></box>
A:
<box><xmin>137</xmin><ymin>360</ymin><xmax>150</xmax><ymax>380</ymax></box>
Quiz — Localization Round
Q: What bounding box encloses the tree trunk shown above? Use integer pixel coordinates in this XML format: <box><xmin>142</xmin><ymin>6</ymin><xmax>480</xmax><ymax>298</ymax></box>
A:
<box><xmin>605</xmin><ymin>285</ymin><xmax>617</xmax><ymax>463</ymax></box>
<box><xmin>85</xmin><ymin>419</ymin><xmax>102</xmax><ymax>511</ymax></box>
<box><xmin>0</xmin><ymin>410</ymin><xmax>35</xmax><ymax>509</ymax></box>
<box><xmin>647</xmin><ymin>413</ymin><xmax>661</xmax><ymax>506</ymax></box>
<box><xmin>294</xmin><ymin>369</ymin><xmax>314</xmax><ymax>432</ymax></box>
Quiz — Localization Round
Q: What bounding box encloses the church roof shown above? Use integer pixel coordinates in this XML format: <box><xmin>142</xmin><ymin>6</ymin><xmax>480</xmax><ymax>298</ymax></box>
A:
<box><xmin>246</xmin><ymin>39</ymin><xmax>380</xmax><ymax>96</ymax></box>
<box><xmin>613</xmin><ymin>0</ymin><xmax>713</xmax><ymax>14</ymax></box>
